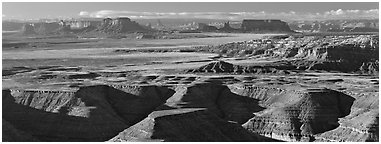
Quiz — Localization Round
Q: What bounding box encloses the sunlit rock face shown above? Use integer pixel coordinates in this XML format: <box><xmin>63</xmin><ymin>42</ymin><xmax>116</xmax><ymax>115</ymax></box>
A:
<box><xmin>241</xmin><ymin>88</ymin><xmax>355</xmax><ymax>141</ymax></box>
<box><xmin>109</xmin><ymin>83</ymin><xmax>274</xmax><ymax>142</ymax></box>
<box><xmin>289</xmin><ymin>35</ymin><xmax>379</xmax><ymax>74</ymax></box>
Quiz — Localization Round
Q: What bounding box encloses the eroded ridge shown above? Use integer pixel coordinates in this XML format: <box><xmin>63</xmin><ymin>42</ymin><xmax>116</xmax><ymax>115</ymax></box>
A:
<box><xmin>3</xmin><ymin>78</ymin><xmax>376</xmax><ymax>142</ymax></box>
<box><xmin>2</xmin><ymin>85</ymin><xmax>174</xmax><ymax>141</ymax></box>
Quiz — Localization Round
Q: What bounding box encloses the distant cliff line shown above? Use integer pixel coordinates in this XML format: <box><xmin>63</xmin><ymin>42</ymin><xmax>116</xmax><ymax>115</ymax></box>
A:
<box><xmin>3</xmin><ymin>17</ymin><xmax>378</xmax><ymax>34</ymax></box>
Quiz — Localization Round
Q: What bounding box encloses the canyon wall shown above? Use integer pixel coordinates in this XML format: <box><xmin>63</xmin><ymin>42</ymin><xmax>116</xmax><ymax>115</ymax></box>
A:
<box><xmin>229</xmin><ymin>84</ymin><xmax>378</xmax><ymax>142</ymax></box>
<box><xmin>109</xmin><ymin>83</ymin><xmax>274</xmax><ymax>142</ymax></box>
<box><xmin>3</xmin><ymin>80</ymin><xmax>378</xmax><ymax>142</ymax></box>
<box><xmin>2</xmin><ymin>85</ymin><xmax>174</xmax><ymax>141</ymax></box>
<box><xmin>193</xmin><ymin>35</ymin><xmax>378</xmax><ymax>74</ymax></box>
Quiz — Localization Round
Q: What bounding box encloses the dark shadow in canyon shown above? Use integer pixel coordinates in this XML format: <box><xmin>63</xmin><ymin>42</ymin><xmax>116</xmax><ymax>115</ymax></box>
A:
<box><xmin>2</xmin><ymin>85</ymin><xmax>176</xmax><ymax>142</ymax></box>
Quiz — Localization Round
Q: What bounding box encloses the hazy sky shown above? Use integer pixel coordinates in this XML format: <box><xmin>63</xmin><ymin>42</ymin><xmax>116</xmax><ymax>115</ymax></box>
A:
<box><xmin>2</xmin><ymin>2</ymin><xmax>379</xmax><ymax>20</ymax></box>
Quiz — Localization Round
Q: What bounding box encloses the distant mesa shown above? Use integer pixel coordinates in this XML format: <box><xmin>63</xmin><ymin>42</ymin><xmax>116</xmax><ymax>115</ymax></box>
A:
<box><xmin>4</xmin><ymin>18</ymin><xmax>379</xmax><ymax>35</ymax></box>
<box><xmin>197</xmin><ymin>19</ymin><xmax>295</xmax><ymax>33</ymax></box>
<box><xmin>241</xmin><ymin>19</ymin><xmax>294</xmax><ymax>33</ymax></box>
<box><xmin>18</xmin><ymin>17</ymin><xmax>152</xmax><ymax>36</ymax></box>
<box><xmin>97</xmin><ymin>17</ymin><xmax>151</xmax><ymax>33</ymax></box>
<box><xmin>219</xmin><ymin>21</ymin><xmax>239</xmax><ymax>32</ymax></box>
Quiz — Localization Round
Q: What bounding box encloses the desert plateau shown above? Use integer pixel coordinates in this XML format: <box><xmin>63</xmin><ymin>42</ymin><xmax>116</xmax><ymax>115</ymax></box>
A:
<box><xmin>2</xmin><ymin>2</ymin><xmax>379</xmax><ymax>142</ymax></box>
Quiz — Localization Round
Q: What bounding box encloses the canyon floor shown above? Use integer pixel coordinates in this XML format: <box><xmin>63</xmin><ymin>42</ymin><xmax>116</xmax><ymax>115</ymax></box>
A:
<box><xmin>2</xmin><ymin>33</ymin><xmax>379</xmax><ymax>142</ymax></box>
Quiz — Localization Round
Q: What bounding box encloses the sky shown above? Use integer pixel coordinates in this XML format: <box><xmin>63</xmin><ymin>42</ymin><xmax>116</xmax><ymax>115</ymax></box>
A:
<box><xmin>2</xmin><ymin>2</ymin><xmax>379</xmax><ymax>21</ymax></box>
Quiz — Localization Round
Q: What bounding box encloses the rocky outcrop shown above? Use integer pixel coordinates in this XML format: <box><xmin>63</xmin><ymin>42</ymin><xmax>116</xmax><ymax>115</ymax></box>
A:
<box><xmin>227</xmin><ymin>83</ymin><xmax>379</xmax><ymax>142</ymax></box>
<box><xmin>194</xmin><ymin>35</ymin><xmax>378</xmax><ymax>74</ymax></box>
<box><xmin>98</xmin><ymin>18</ymin><xmax>113</xmax><ymax>31</ymax></box>
<box><xmin>2</xmin><ymin>88</ymin><xmax>127</xmax><ymax>141</ymax></box>
<box><xmin>106</xmin><ymin>84</ymin><xmax>175</xmax><ymax>125</ymax></box>
<box><xmin>109</xmin><ymin>83</ymin><xmax>274</xmax><ymax>142</ymax></box>
<box><xmin>3</xmin><ymin>20</ymin><xmax>101</xmax><ymax>32</ymax></box>
<box><xmin>219</xmin><ymin>21</ymin><xmax>239</xmax><ymax>32</ymax></box>
<box><xmin>97</xmin><ymin>17</ymin><xmax>150</xmax><ymax>33</ymax></box>
<box><xmin>245</xmin><ymin>88</ymin><xmax>354</xmax><ymax>141</ymax></box>
<box><xmin>289</xmin><ymin>35</ymin><xmax>379</xmax><ymax>74</ymax></box>
<box><xmin>359</xmin><ymin>61</ymin><xmax>379</xmax><ymax>74</ymax></box>
<box><xmin>2</xmin><ymin>78</ymin><xmax>378</xmax><ymax>142</ymax></box>
<box><xmin>2</xmin><ymin>85</ymin><xmax>174</xmax><ymax>141</ymax></box>
<box><xmin>187</xmin><ymin>61</ymin><xmax>292</xmax><ymax>74</ymax></box>
<box><xmin>227</xmin><ymin>85</ymin><xmax>356</xmax><ymax>142</ymax></box>
<box><xmin>241</xmin><ymin>19</ymin><xmax>294</xmax><ymax>33</ymax></box>
<box><xmin>188</xmin><ymin>61</ymin><xmax>247</xmax><ymax>73</ymax></box>
<box><xmin>110</xmin><ymin>109</ymin><xmax>266</xmax><ymax>142</ymax></box>
<box><xmin>18</xmin><ymin>18</ymin><xmax>145</xmax><ymax>35</ymax></box>
<box><xmin>313</xmin><ymin>87</ymin><xmax>379</xmax><ymax>142</ymax></box>
<box><xmin>314</xmin><ymin>110</ymin><xmax>379</xmax><ymax>142</ymax></box>
<box><xmin>2</xmin><ymin>82</ymin><xmax>277</xmax><ymax>142</ymax></box>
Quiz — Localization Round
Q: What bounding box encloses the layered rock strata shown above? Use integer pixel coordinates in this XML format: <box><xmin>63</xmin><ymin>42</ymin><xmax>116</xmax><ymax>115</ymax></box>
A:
<box><xmin>2</xmin><ymin>77</ymin><xmax>378</xmax><ymax>142</ymax></box>
<box><xmin>187</xmin><ymin>61</ymin><xmax>292</xmax><ymax>74</ymax></box>
<box><xmin>109</xmin><ymin>83</ymin><xmax>273</xmax><ymax>142</ymax></box>
<box><xmin>2</xmin><ymin>85</ymin><xmax>174</xmax><ymax>141</ymax></box>
<box><xmin>241</xmin><ymin>88</ymin><xmax>355</xmax><ymax>141</ymax></box>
